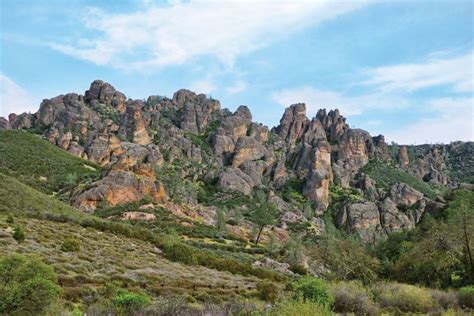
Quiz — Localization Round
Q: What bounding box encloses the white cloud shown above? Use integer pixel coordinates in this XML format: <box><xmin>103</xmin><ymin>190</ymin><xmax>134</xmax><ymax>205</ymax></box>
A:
<box><xmin>271</xmin><ymin>50</ymin><xmax>474</xmax><ymax>144</ymax></box>
<box><xmin>363</xmin><ymin>51</ymin><xmax>474</xmax><ymax>93</ymax></box>
<box><xmin>225</xmin><ymin>80</ymin><xmax>246</xmax><ymax>94</ymax></box>
<box><xmin>189</xmin><ymin>79</ymin><xmax>216</xmax><ymax>95</ymax></box>
<box><xmin>271</xmin><ymin>86</ymin><xmax>409</xmax><ymax>117</ymax></box>
<box><xmin>366</xmin><ymin>120</ymin><xmax>382</xmax><ymax>126</ymax></box>
<box><xmin>385</xmin><ymin>97</ymin><xmax>474</xmax><ymax>144</ymax></box>
<box><xmin>0</xmin><ymin>74</ymin><xmax>37</xmax><ymax>117</ymax></box>
<box><xmin>49</xmin><ymin>0</ymin><xmax>371</xmax><ymax>70</ymax></box>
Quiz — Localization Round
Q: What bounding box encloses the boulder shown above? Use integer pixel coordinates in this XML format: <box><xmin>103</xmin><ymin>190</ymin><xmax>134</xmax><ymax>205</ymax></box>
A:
<box><xmin>336</xmin><ymin>202</ymin><xmax>383</xmax><ymax>242</ymax></box>
<box><xmin>0</xmin><ymin>117</ymin><xmax>11</xmax><ymax>129</ymax></box>
<box><xmin>217</xmin><ymin>167</ymin><xmax>255</xmax><ymax>195</ymax></box>
<box><xmin>120</xmin><ymin>212</ymin><xmax>156</xmax><ymax>221</ymax></box>
<box><xmin>232</xmin><ymin>136</ymin><xmax>266</xmax><ymax>167</ymax></box>
<box><xmin>389</xmin><ymin>183</ymin><xmax>424</xmax><ymax>207</ymax></box>
<box><xmin>72</xmin><ymin>170</ymin><xmax>167</xmax><ymax>213</ymax></box>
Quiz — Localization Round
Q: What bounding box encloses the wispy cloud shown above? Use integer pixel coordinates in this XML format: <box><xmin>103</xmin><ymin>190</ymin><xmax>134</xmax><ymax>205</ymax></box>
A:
<box><xmin>225</xmin><ymin>80</ymin><xmax>247</xmax><ymax>95</ymax></box>
<box><xmin>363</xmin><ymin>50</ymin><xmax>473</xmax><ymax>93</ymax></box>
<box><xmin>0</xmin><ymin>74</ymin><xmax>37</xmax><ymax>117</ymax></box>
<box><xmin>385</xmin><ymin>97</ymin><xmax>474</xmax><ymax>144</ymax></box>
<box><xmin>271</xmin><ymin>50</ymin><xmax>474</xmax><ymax>143</ymax></box>
<box><xmin>49</xmin><ymin>0</ymin><xmax>371</xmax><ymax>71</ymax></box>
<box><xmin>189</xmin><ymin>78</ymin><xmax>216</xmax><ymax>95</ymax></box>
<box><xmin>271</xmin><ymin>86</ymin><xmax>409</xmax><ymax>117</ymax></box>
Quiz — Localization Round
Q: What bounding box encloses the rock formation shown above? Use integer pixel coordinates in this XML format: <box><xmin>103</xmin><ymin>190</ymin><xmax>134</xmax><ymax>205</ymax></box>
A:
<box><xmin>2</xmin><ymin>79</ymin><xmax>472</xmax><ymax>241</ymax></box>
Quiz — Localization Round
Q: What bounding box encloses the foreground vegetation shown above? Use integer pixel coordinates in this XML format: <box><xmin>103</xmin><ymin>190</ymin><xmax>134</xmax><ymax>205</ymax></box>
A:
<box><xmin>0</xmin><ymin>130</ymin><xmax>473</xmax><ymax>314</ymax></box>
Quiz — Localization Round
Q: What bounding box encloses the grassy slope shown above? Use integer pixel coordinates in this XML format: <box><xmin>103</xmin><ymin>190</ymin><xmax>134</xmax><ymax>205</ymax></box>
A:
<box><xmin>359</xmin><ymin>161</ymin><xmax>439</xmax><ymax>199</ymax></box>
<box><xmin>0</xmin><ymin>173</ymin><xmax>259</xmax><ymax>302</ymax></box>
<box><xmin>0</xmin><ymin>130</ymin><xmax>100</xmax><ymax>194</ymax></box>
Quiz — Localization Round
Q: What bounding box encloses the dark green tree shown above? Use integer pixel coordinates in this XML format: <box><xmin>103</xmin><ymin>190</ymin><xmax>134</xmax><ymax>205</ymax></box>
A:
<box><xmin>249</xmin><ymin>200</ymin><xmax>279</xmax><ymax>245</ymax></box>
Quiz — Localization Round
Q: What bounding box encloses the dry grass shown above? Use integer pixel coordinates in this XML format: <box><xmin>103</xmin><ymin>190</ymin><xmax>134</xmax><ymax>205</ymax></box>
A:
<box><xmin>0</xmin><ymin>214</ymin><xmax>259</xmax><ymax>303</ymax></box>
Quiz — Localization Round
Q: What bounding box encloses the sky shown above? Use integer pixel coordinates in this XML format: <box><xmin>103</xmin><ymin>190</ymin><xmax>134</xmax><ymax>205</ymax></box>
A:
<box><xmin>0</xmin><ymin>0</ymin><xmax>473</xmax><ymax>145</ymax></box>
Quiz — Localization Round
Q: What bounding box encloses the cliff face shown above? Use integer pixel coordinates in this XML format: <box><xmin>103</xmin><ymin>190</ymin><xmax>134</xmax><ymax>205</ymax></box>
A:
<box><xmin>2</xmin><ymin>80</ymin><xmax>472</xmax><ymax>241</ymax></box>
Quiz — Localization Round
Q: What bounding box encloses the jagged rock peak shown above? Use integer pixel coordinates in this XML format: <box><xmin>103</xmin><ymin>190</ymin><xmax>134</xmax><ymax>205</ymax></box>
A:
<box><xmin>85</xmin><ymin>80</ymin><xmax>127</xmax><ymax>113</ymax></box>
<box><xmin>276</xmin><ymin>103</ymin><xmax>309</xmax><ymax>145</ymax></box>
<box><xmin>316</xmin><ymin>108</ymin><xmax>348</xmax><ymax>142</ymax></box>
<box><xmin>234</xmin><ymin>105</ymin><xmax>252</xmax><ymax>122</ymax></box>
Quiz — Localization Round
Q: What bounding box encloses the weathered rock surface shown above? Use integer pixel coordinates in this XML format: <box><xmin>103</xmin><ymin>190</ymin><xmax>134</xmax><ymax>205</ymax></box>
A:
<box><xmin>337</xmin><ymin>202</ymin><xmax>383</xmax><ymax>242</ymax></box>
<box><xmin>5</xmin><ymin>79</ymin><xmax>471</xmax><ymax>242</ymax></box>
<box><xmin>119</xmin><ymin>212</ymin><xmax>157</xmax><ymax>221</ymax></box>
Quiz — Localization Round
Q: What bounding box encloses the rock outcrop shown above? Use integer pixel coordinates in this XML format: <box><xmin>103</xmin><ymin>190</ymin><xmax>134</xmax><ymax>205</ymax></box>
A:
<box><xmin>4</xmin><ymin>79</ymin><xmax>471</xmax><ymax>242</ymax></box>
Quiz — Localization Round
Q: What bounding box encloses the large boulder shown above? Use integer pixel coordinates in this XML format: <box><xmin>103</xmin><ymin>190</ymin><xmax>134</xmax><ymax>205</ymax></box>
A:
<box><xmin>389</xmin><ymin>183</ymin><xmax>424</xmax><ymax>207</ymax></box>
<box><xmin>72</xmin><ymin>170</ymin><xmax>167</xmax><ymax>213</ymax></box>
<box><xmin>0</xmin><ymin>117</ymin><xmax>11</xmax><ymax>130</ymax></box>
<box><xmin>336</xmin><ymin>202</ymin><xmax>383</xmax><ymax>242</ymax></box>
<box><xmin>232</xmin><ymin>136</ymin><xmax>266</xmax><ymax>167</ymax></box>
<box><xmin>217</xmin><ymin>167</ymin><xmax>256</xmax><ymax>195</ymax></box>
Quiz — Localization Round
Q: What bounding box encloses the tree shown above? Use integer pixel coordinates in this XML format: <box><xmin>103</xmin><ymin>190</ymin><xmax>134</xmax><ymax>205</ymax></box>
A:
<box><xmin>287</xmin><ymin>235</ymin><xmax>305</xmax><ymax>266</ymax></box>
<box><xmin>13</xmin><ymin>226</ymin><xmax>25</xmax><ymax>243</ymax></box>
<box><xmin>249</xmin><ymin>200</ymin><xmax>279</xmax><ymax>245</ymax></box>
<box><xmin>216</xmin><ymin>207</ymin><xmax>226</xmax><ymax>237</ymax></box>
<box><xmin>0</xmin><ymin>254</ymin><xmax>60</xmax><ymax>314</ymax></box>
<box><xmin>447</xmin><ymin>190</ymin><xmax>474</xmax><ymax>284</ymax></box>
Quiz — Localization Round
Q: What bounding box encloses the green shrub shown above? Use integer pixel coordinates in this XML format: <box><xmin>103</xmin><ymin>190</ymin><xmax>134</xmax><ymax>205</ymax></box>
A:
<box><xmin>314</xmin><ymin>237</ymin><xmax>379</xmax><ymax>284</ymax></box>
<box><xmin>373</xmin><ymin>282</ymin><xmax>435</xmax><ymax>313</ymax></box>
<box><xmin>292</xmin><ymin>277</ymin><xmax>334</xmax><ymax>307</ymax></box>
<box><xmin>273</xmin><ymin>297</ymin><xmax>333</xmax><ymax>316</ymax></box>
<box><xmin>61</xmin><ymin>237</ymin><xmax>82</xmax><ymax>252</ymax></box>
<box><xmin>289</xmin><ymin>264</ymin><xmax>308</xmax><ymax>275</ymax></box>
<box><xmin>161</xmin><ymin>240</ymin><xmax>198</xmax><ymax>265</ymax></box>
<box><xmin>331</xmin><ymin>281</ymin><xmax>379</xmax><ymax>316</ymax></box>
<box><xmin>6</xmin><ymin>214</ymin><xmax>14</xmax><ymax>223</ymax></box>
<box><xmin>458</xmin><ymin>286</ymin><xmax>474</xmax><ymax>308</ymax></box>
<box><xmin>359</xmin><ymin>160</ymin><xmax>438</xmax><ymax>199</ymax></box>
<box><xmin>13</xmin><ymin>225</ymin><xmax>25</xmax><ymax>242</ymax></box>
<box><xmin>256</xmin><ymin>280</ymin><xmax>280</xmax><ymax>302</ymax></box>
<box><xmin>0</xmin><ymin>254</ymin><xmax>60</xmax><ymax>314</ymax></box>
<box><xmin>113</xmin><ymin>291</ymin><xmax>151</xmax><ymax>312</ymax></box>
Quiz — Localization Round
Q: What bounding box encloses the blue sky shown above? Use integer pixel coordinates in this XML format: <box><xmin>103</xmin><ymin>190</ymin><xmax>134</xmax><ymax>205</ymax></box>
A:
<box><xmin>1</xmin><ymin>0</ymin><xmax>472</xmax><ymax>144</ymax></box>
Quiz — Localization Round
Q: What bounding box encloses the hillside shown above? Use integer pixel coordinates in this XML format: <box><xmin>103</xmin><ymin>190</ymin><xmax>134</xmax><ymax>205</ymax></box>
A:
<box><xmin>0</xmin><ymin>130</ymin><xmax>100</xmax><ymax>194</ymax></box>
<box><xmin>1</xmin><ymin>81</ymin><xmax>473</xmax><ymax>314</ymax></box>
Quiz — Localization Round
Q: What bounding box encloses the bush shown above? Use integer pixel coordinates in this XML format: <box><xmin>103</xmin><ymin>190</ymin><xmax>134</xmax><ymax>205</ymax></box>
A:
<box><xmin>273</xmin><ymin>297</ymin><xmax>333</xmax><ymax>316</ymax></box>
<box><xmin>113</xmin><ymin>291</ymin><xmax>151</xmax><ymax>312</ymax></box>
<box><xmin>61</xmin><ymin>237</ymin><xmax>82</xmax><ymax>252</ymax></box>
<box><xmin>6</xmin><ymin>214</ymin><xmax>14</xmax><ymax>223</ymax></box>
<box><xmin>256</xmin><ymin>280</ymin><xmax>280</xmax><ymax>302</ymax></box>
<box><xmin>315</xmin><ymin>237</ymin><xmax>379</xmax><ymax>284</ymax></box>
<box><xmin>0</xmin><ymin>254</ymin><xmax>60</xmax><ymax>314</ymax></box>
<box><xmin>161</xmin><ymin>240</ymin><xmax>198</xmax><ymax>265</ymax></box>
<box><xmin>331</xmin><ymin>281</ymin><xmax>379</xmax><ymax>315</ymax></box>
<box><xmin>430</xmin><ymin>289</ymin><xmax>458</xmax><ymax>311</ymax></box>
<box><xmin>373</xmin><ymin>282</ymin><xmax>435</xmax><ymax>313</ymax></box>
<box><xmin>292</xmin><ymin>277</ymin><xmax>334</xmax><ymax>307</ymax></box>
<box><xmin>458</xmin><ymin>286</ymin><xmax>474</xmax><ymax>308</ymax></box>
<box><xmin>13</xmin><ymin>225</ymin><xmax>25</xmax><ymax>242</ymax></box>
<box><xmin>289</xmin><ymin>264</ymin><xmax>308</xmax><ymax>275</ymax></box>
